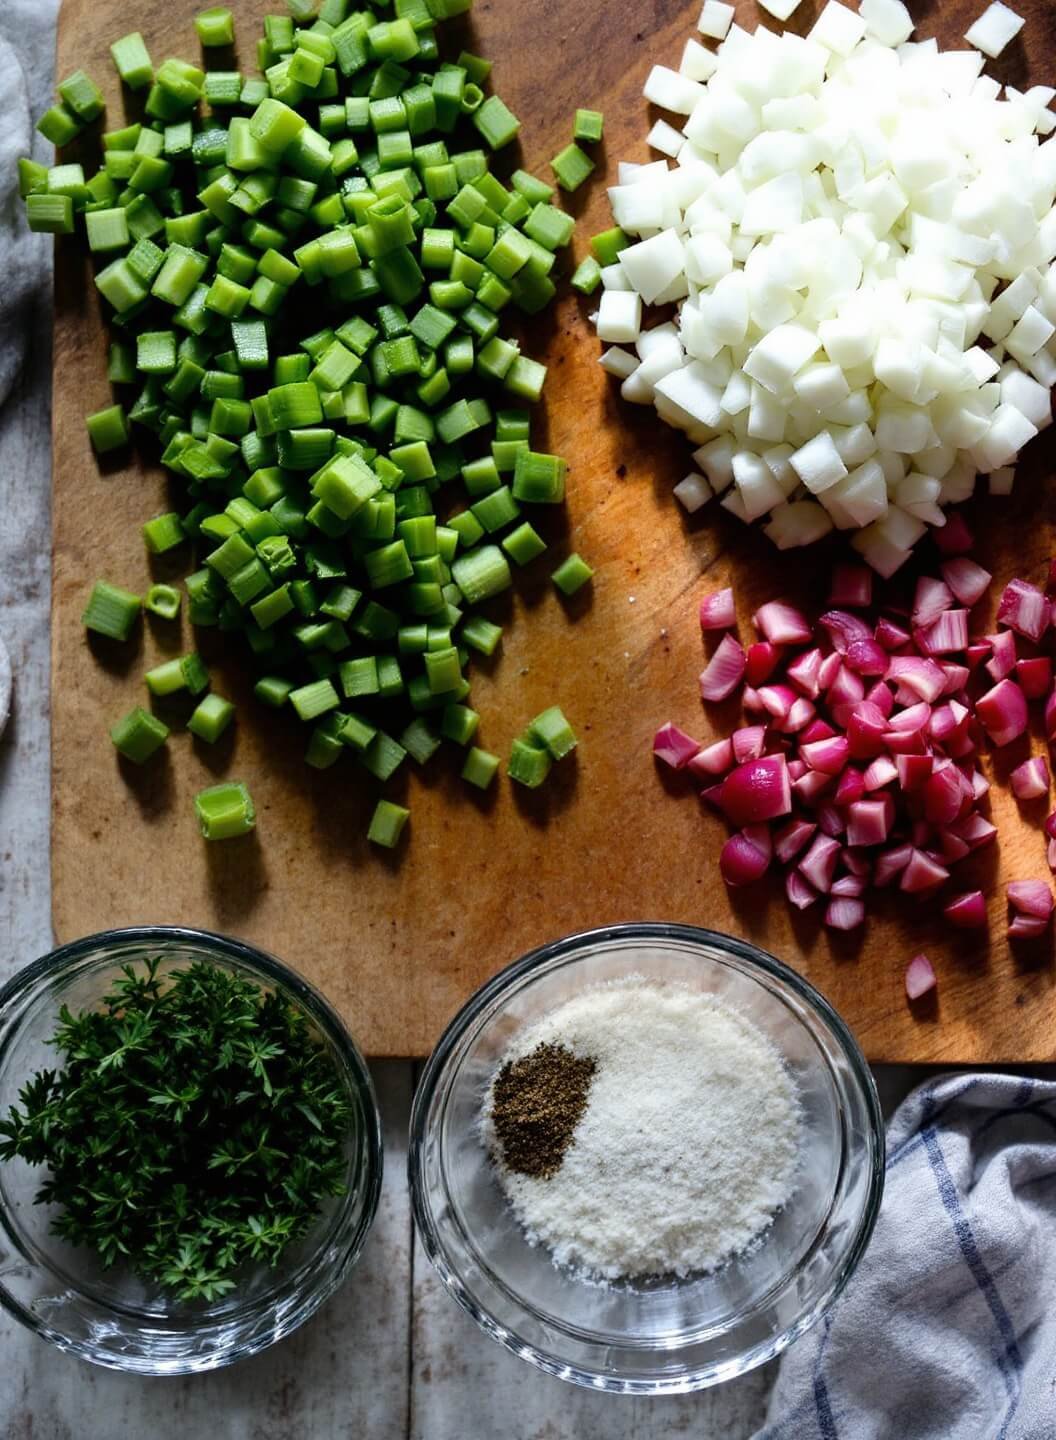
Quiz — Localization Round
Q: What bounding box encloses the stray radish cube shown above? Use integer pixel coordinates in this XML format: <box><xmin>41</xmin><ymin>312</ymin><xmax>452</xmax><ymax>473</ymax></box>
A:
<box><xmin>697</xmin><ymin>0</ymin><xmax>734</xmax><ymax>41</ymax></box>
<box><xmin>965</xmin><ymin>2</ymin><xmax>1025</xmax><ymax>59</ymax></box>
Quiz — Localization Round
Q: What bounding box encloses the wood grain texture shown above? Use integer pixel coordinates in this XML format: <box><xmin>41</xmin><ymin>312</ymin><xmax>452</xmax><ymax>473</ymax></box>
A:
<box><xmin>53</xmin><ymin>0</ymin><xmax>1056</xmax><ymax>1060</ymax></box>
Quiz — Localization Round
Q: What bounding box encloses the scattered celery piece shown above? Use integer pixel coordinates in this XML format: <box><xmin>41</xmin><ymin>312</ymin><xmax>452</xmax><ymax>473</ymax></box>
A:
<box><xmin>110</xmin><ymin>707</ymin><xmax>169</xmax><ymax>764</ymax></box>
<box><xmin>83</xmin><ymin>581</ymin><xmax>141</xmax><ymax>641</ymax></box>
<box><xmin>529</xmin><ymin>705</ymin><xmax>577</xmax><ymax>760</ymax></box>
<box><xmin>367</xmin><ymin>798</ymin><xmax>409</xmax><ymax>848</ymax></box>
<box><xmin>187</xmin><ymin>692</ymin><xmax>236</xmax><ymax>742</ymax></box>
<box><xmin>550</xmin><ymin>142</ymin><xmax>594</xmax><ymax>192</ymax></box>
<box><xmin>573</xmin><ymin>108</ymin><xmax>604</xmax><ymax>144</ymax></box>
<box><xmin>461</xmin><ymin>745</ymin><xmax>499</xmax><ymax>789</ymax></box>
<box><xmin>552</xmin><ymin>553</ymin><xmax>594</xmax><ymax>596</ymax></box>
<box><xmin>145</xmin><ymin>583</ymin><xmax>181</xmax><ymax>620</ymax></box>
<box><xmin>195</xmin><ymin>780</ymin><xmax>255</xmax><ymax>839</ymax></box>
<box><xmin>508</xmin><ymin>735</ymin><xmax>552</xmax><ymax>788</ymax></box>
<box><xmin>85</xmin><ymin>404</ymin><xmax>129</xmax><ymax>454</ymax></box>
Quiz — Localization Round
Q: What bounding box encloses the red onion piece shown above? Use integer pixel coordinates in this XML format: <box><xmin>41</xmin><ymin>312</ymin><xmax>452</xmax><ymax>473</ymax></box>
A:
<box><xmin>1017</xmin><ymin>656</ymin><xmax>1052</xmax><ymax>700</ymax></box>
<box><xmin>818</xmin><ymin>651</ymin><xmax>842</xmax><ymax>690</ymax></box>
<box><xmin>997</xmin><ymin>579</ymin><xmax>1049</xmax><ymax>643</ymax></box>
<box><xmin>826</xmin><ymin>897</ymin><xmax>865</xmax><ymax>929</ymax></box>
<box><xmin>886</xmin><ymin>656</ymin><xmax>946</xmax><ymax>704</ymax></box>
<box><xmin>985</xmin><ymin>630</ymin><xmax>1017</xmax><ymax>682</ymax></box>
<box><xmin>939</xmin><ymin>661</ymin><xmax>970</xmax><ymax>695</ymax></box>
<box><xmin>742</xmin><ymin>685</ymin><xmax>764</xmax><ymax>713</ymax></box>
<box><xmin>799</xmin><ymin>833</ymin><xmax>840</xmax><ymax>892</ymax></box>
<box><xmin>829</xmin><ymin>563</ymin><xmax>872</xmax><ymax>609</ymax></box>
<box><xmin>976</xmin><ymin>679</ymin><xmax>1029</xmax><ymax>748</ymax></box>
<box><xmin>846</xmin><ymin>701</ymin><xmax>888</xmax><ymax>759</ymax></box>
<box><xmin>778</xmin><ymin>697</ymin><xmax>817</xmax><ymax>733</ymax></box>
<box><xmin>699</xmin><ymin>588</ymin><xmax>736</xmax><ymax>631</ymax></box>
<box><xmin>863</xmin><ymin>756</ymin><xmax>898</xmax><ymax>790</ymax></box>
<box><xmin>688</xmin><ymin>738</ymin><xmax>734</xmax><ymax>778</ymax></box>
<box><xmin>923</xmin><ymin>765</ymin><xmax>964</xmax><ymax>825</ymax></box>
<box><xmin>786</xmin><ymin>869</ymin><xmax>818</xmax><ymax>910</ymax></box>
<box><xmin>939</xmin><ymin>829</ymin><xmax>971</xmax><ymax>863</ymax></box>
<box><xmin>845</xmin><ymin>637</ymin><xmax>889</xmax><ymax>675</ymax></box>
<box><xmin>1011</xmin><ymin>756</ymin><xmax>1050</xmax><ymax>801</ymax></box>
<box><xmin>940</xmin><ymin>557</ymin><xmax>992</xmax><ymax>607</ymax></box>
<box><xmin>874</xmin><ymin>843</ymin><xmax>913</xmax><ymax>887</ymax></box>
<box><xmin>875</xmin><ymin>617</ymin><xmax>911</xmax><ymax>651</ymax></box>
<box><xmin>793</xmin><ymin>768</ymin><xmax>835</xmax><ymax>806</ymax></box>
<box><xmin>1009</xmin><ymin>913</ymin><xmax>1050</xmax><ymax>939</ymax></box>
<box><xmin>745</xmin><ymin>641</ymin><xmax>782</xmax><ymax>686</ymax></box>
<box><xmin>950</xmin><ymin>813</ymin><xmax>997</xmax><ymax>849</ymax></box>
<box><xmin>900</xmin><ymin>849</ymin><xmax>950</xmax><ymax>892</ymax></box>
<box><xmin>1045</xmin><ymin>688</ymin><xmax>1056</xmax><ymax>741</ymax></box>
<box><xmin>911</xmin><ymin>576</ymin><xmax>953</xmax><ymax>628</ymax></box>
<box><xmin>818</xmin><ymin>804</ymin><xmax>844</xmax><ymax>837</ymax></box>
<box><xmin>732</xmin><ymin>725</ymin><xmax>767</xmax><ymax>764</ymax></box>
<box><xmin>846</xmin><ymin>796</ymin><xmax>893</xmax><ymax>846</ymax></box>
<box><xmin>1007</xmin><ymin>879</ymin><xmax>1054</xmax><ymax>920</ymax></box>
<box><xmin>719</xmin><ymin>755</ymin><xmax>792</xmax><ymax>827</ymax></box>
<box><xmin>774</xmin><ymin>817</ymin><xmax>816</xmax><ymax>864</ymax></box>
<box><xmin>866</xmin><ymin>681</ymin><xmax>895</xmax><ymax>718</ymax></box>
<box><xmin>720</xmin><ymin>829</ymin><xmax>771</xmax><ymax>886</ymax></box>
<box><xmin>944</xmin><ymin>890</ymin><xmax>986</xmax><ymax>928</ymax></box>
<box><xmin>842</xmin><ymin>848</ymin><xmax>871</xmax><ymax>877</ymax></box>
<box><xmin>786</xmin><ymin>647</ymin><xmax>823</xmax><ymax>698</ymax></box>
<box><xmin>834</xmin><ymin>766</ymin><xmax>866</xmax><ymax>805</ymax></box>
<box><xmin>934</xmin><ymin>512</ymin><xmax>973</xmax><ymax>555</ymax></box>
<box><xmin>758</xmin><ymin>684</ymin><xmax>796</xmax><ymax>720</ymax></box>
<box><xmin>905</xmin><ymin>953</ymin><xmax>937</xmax><ymax>1000</ymax></box>
<box><xmin>820</xmin><ymin>609</ymin><xmax>873</xmax><ymax>654</ymax></box>
<box><xmin>918</xmin><ymin>609</ymin><xmax>968</xmax><ymax>655</ymax></box>
<box><xmin>801</xmin><ymin>735</ymin><xmax>850</xmax><ymax>775</ymax></box>
<box><xmin>700</xmin><ymin>634</ymin><xmax>747</xmax><ymax>702</ymax></box>
<box><xmin>896</xmin><ymin>753</ymin><xmax>933</xmax><ymax>791</ymax></box>
<box><xmin>653</xmin><ymin>723</ymin><xmax>701</xmax><ymax>770</ymax></box>
<box><xmin>1046</xmin><ymin>811</ymin><xmax>1056</xmax><ymax>841</ymax></box>
<box><xmin>1049</xmin><ymin>836</ymin><xmax>1056</xmax><ymax>872</ymax></box>
<box><xmin>965</xmin><ymin>642</ymin><xmax>991</xmax><ymax>670</ymax></box>
<box><xmin>753</xmin><ymin>600</ymin><xmax>812</xmax><ymax>645</ymax></box>
<box><xmin>801</xmin><ymin>719</ymin><xmax>837</xmax><ymax>744</ymax></box>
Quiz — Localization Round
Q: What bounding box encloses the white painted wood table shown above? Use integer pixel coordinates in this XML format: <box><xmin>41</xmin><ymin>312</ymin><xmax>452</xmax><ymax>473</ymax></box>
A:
<box><xmin>0</xmin><ymin>7</ymin><xmax>933</xmax><ymax>1435</ymax></box>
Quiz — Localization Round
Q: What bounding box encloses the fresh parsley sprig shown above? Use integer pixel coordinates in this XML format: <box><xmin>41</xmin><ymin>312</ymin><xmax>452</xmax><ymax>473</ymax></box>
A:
<box><xmin>0</xmin><ymin>959</ymin><xmax>353</xmax><ymax>1303</ymax></box>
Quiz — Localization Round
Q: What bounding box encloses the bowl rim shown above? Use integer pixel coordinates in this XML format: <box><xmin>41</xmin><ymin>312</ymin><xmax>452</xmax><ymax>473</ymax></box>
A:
<box><xmin>408</xmin><ymin>920</ymin><xmax>886</xmax><ymax>1394</ymax></box>
<box><xmin>0</xmin><ymin>924</ymin><xmax>384</xmax><ymax>1373</ymax></box>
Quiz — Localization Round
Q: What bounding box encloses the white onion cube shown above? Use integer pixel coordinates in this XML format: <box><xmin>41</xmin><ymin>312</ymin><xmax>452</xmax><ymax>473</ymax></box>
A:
<box><xmin>673</xmin><ymin>472</ymin><xmax>713</xmax><ymax>512</ymax></box>
<box><xmin>697</xmin><ymin>0</ymin><xmax>734</xmax><ymax>40</ymax></box>
<box><xmin>964</xmin><ymin>2</ymin><xmax>1025</xmax><ymax>59</ymax></box>
<box><xmin>758</xmin><ymin>0</ymin><xmax>805</xmax><ymax>18</ymax></box>
<box><xmin>859</xmin><ymin>0</ymin><xmax>914</xmax><ymax>47</ymax></box>
<box><xmin>790</xmin><ymin>432</ymin><xmax>848</xmax><ymax>494</ymax></box>
<box><xmin>643</xmin><ymin>65</ymin><xmax>705</xmax><ymax>116</ymax></box>
<box><xmin>744</xmin><ymin>324</ymin><xmax>819</xmax><ymax>393</ymax></box>
<box><xmin>809</xmin><ymin>1</ymin><xmax>867</xmax><ymax>56</ymax></box>
<box><xmin>596</xmin><ymin>290</ymin><xmax>642</xmax><ymax>344</ymax></box>
<box><xmin>619</xmin><ymin>229</ymin><xmax>686</xmax><ymax>306</ymax></box>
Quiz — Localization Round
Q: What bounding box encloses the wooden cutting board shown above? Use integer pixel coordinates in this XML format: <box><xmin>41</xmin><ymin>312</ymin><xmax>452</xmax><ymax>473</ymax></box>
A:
<box><xmin>52</xmin><ymin>0</ymin><xmax>1056</xmax><ymax>1059</ymax></box>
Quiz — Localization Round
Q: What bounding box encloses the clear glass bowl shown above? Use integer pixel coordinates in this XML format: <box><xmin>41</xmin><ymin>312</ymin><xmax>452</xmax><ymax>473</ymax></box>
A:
<box><xmin>409</xmin><ymin>923</ymin><xmax>884</xmax><ymax>1394</ymax></box>
<box><xmin>0</xmin><ymin>926</ymin><xmax>383</xmax><ymax>1374</ymax></box>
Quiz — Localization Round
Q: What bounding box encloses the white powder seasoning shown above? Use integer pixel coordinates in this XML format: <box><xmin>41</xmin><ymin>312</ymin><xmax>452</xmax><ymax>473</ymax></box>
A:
<box><xmin>484</xmin><ymin>977</ymin><xmax>801</xmax><ymax>1281</ymax></box>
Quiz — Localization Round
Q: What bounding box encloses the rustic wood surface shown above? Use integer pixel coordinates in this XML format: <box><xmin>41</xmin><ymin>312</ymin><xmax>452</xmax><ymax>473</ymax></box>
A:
<box><xmin>52</xmin><ymin>0</ymin><xmax>1056</xmax><ymax>1060</ymax></box>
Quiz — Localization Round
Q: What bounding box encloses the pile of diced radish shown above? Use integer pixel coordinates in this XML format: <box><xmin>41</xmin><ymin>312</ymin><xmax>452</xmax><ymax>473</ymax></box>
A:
<box><xmin>593</xmin><ymin>0</ymin><xmax>1055</xmax><ymax>571</ymax></box>
<box><xmin>654</xmin><ymin>518</ymin><xmax>1056</xmax><ymax>954</ymax></box>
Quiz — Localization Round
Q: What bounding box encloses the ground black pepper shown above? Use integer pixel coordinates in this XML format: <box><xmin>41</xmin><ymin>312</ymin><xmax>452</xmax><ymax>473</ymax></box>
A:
<box><xmin>490</xmin><ymin>1043</ymin><xmax>596</xmax><ymax>1180</ymax></box>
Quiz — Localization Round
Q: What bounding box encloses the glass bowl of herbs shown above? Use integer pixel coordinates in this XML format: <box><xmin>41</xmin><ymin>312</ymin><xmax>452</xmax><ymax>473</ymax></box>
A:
<box><xmin>409</xmin><ymin>922</ymin><xmax>884</xmax><ymax>1395</ymax></box>
<box><xmin>0</xmin><ymin>926</ymin><xmax>382</xmax><ymax>1374</ymax></box>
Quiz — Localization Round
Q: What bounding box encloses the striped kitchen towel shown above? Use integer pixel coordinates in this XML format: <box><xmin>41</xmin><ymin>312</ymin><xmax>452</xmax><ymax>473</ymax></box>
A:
<box><xmin>759</xmin><ymin>1072</ymin><xmax>1056</xmax><ymax>1440</ymax></box>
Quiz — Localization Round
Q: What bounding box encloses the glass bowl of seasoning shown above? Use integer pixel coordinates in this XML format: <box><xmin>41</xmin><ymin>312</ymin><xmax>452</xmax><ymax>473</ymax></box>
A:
<box><xmin>0</xmin><ymin>926</ymin><xmax>382</xmax><ymax>1374</ymax></box>
<box><xmin>409</xmin><ymin>922</ymin><xmax>883</xmax><ymax>1394</ymax></box>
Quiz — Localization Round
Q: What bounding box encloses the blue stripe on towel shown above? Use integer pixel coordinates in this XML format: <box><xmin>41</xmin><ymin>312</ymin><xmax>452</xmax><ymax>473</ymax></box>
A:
<box><xmin>921</xmin><ymin>1123</ymin><xmax>1022</xmax><ymax>1434</ymax></box>
<box><xmin>812</xmin><ymin>1315</ymin><xmax>839</xmax><ymax>1440</ymax></box>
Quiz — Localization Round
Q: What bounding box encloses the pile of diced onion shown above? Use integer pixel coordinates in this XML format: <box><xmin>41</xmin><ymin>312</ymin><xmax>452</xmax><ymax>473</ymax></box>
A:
<box><xmin>654</xmin><ymin>518</ymin><xmax>1056</xmax><ymax>946</ymax></box>
<box><xmin>592</xmin><ymin>0</ymin><xmax>1056</xmax><ymax>572</ymax></box>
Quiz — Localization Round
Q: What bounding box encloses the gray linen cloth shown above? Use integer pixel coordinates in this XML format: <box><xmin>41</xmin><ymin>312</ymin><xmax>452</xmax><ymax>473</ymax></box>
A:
<box><xmin>759</xmin><ymin>1072</ymin><xmax>1056</xmax><ymax>1440</ymax></box>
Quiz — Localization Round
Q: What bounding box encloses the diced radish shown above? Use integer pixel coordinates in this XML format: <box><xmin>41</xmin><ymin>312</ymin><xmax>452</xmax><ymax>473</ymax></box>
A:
<box><xmin>754</xmin><ymin>601</ymin><xmax>812</xmax><ymax>645</ymax></box>
<box><xmin>828</xmin><ymin>564</ymin><xmax>872</xmax><ymax>609</ymax></box>
<box><xmin>719</xmin><ymin>827</ymin><xmax>771</xmax><ymax>886</ymax></box>
<box><xmin>786</xmin><ymin>869</ymin><xmax>817</xmax><ymax>910</ymax></box>
<box><xmin>700</xmin><ymin>588</ymin><xmax>737</xmax><ymax>631</ymax></box>
<box><xmin>745</xmin><ymin>641</ymin><xmax>782</xmax><ymax>686</ymax></box>
<box><xmin>719</xmin><ymin>755</ymin><xmax>792</xmax><ymax>826</ymax></box>
<box><xmin>944</xmin><ymin>890</ymin><xmax>986</xmax><ymax>929</ymax></box>
<box><xmin>900</xmin><ymin>849</ymin><xmax>950</xmax><ymax>892</ymax></box>
<box><xmin>653</xmin><ymin>723</ymin><xmax>701</xmax><ymax>769</ymax></box>
<box><xmin>688</xmin><ymin>738</ymin><xmax>734</xmax><ymax>778</ymax></box>
<box><xmin>976</xmin><ymin>679</ymin><xmax>1029</xmax><ymax>747</ymax></box>
<box><xmin>774</xmin><ymin>818</ymin><xmax>816</xmax><ymax>864</ymax></box>
<box><xmin>940</xmin><ymin>558</ymin><xmax>992</xmax><ymax>607</ymax></box>
<box><xmin>700</xmin><ymin>634</ymin><xmax>747</xmax><ymax>701</ymax></box>
<box><xmin>911</xmin><ymin>576</ymin><xmax>953</xmax><ymax>628</ymax></box>
<box><xmin>826</xmin><ymin>897</ymin><xmax>865</xmax><ymax>929</ymax></box>
<box><xmin>905</xmin><ymin>953</ymin><xmax>937</xmax><ymax>1000</ymax></box>
<box><xmin>1017</xmin><ymin>657</ymin><xmax>1052</xmax><ymax>700</ymax></box>
<box><xmin>997</xmin><ymin>579</ymin><xmax>1049</xmax><ymax>643</ymax></box>
<box><xmin>1011</xmin><ymin>756</ymin><xmax>1050</xmax><ymax>801</ymax></box>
